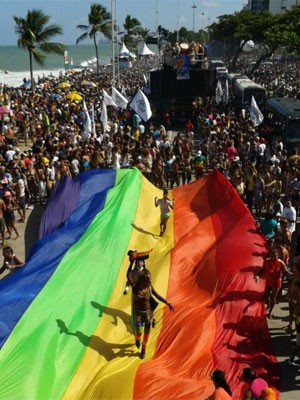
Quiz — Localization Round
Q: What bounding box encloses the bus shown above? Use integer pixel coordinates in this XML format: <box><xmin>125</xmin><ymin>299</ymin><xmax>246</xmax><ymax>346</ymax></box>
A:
<box><xmin>264</xmin><ymin>97</ymin><xmax>300</xmax><ymax>148</ymax></box>
<box><xmin>233</xmin><ymin>78</ymin><xmax>266</xmax><ymax>105</ymax></box>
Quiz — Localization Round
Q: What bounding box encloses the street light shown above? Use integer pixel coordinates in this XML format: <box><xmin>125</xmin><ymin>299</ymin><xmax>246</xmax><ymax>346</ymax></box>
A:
<box><xmin>192</xmin><ymin>3</ymin><xmax>197</xmax><ymax>32</ymax></box>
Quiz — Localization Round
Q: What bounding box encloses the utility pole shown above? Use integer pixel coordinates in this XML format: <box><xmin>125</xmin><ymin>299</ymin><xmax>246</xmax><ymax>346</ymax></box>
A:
<box><xmin>192</xmin><ymin>3</ymin><xmax>197</xmax><ymax>32</ymax></box>
<box><xmin>176</xmin><ymin>1</ymin><xmax>180</xmax><ymax>42</ymax></box>
<box><xmin>111</xmin><ymin>0</ymin><xmax>115</xmax><ymax>86</ymax></box>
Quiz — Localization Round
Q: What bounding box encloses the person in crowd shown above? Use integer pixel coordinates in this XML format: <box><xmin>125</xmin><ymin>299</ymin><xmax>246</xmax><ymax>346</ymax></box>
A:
<box><xmin>0</xmin><ymin>246</ymin><xmax>24</xmax><ymax>273</ymax></box>
<box><xmin>154</xmin><ymin>189</ymin><xmax>175</xmax><ymax>237</ymax></box>
<box><xmin>261</xmin><ymin>387</ymin><xmax>277</xmax><ymax>400</ymax></box>
<box><xmin>3</xmin><ymin>190</ymin><xmax>20</xmax><ymax>240</ymax></box>
<box><xmin>127</xmin><ymin>268</ymin><xmax>174</xmax><ymax>359</ymax></box>
<box><xmin>123</xmin><ymin>249</ymin><xmax>153</xmax><ymax>295</ymax></box>
<box><xmin>254</xmin><ymin>249</ymin><xmax>292</xmax><ymax>318</ymax></box>
<box><xmin>286</xmin><ymin>262</ymin><xmax>300</xmax><ymax>335</ymax></box>
<box><xmin>0</xmin><ymin>192</ymin><xmax>6</xmax><ymax>245</ymax></box>
<box><xmin>207</xmin><ymin>370</ymin><xmax>232</xmax><ymax>399</ymax></box>
<box><xmin>259</xmin><ymin>211</ymin><xmax>278</xmax><ymax>240</ymax></box>
<box><xmin>282</xmin><ymin>199</ymin><xmax>297</xmax><ymax>236</ymax></box>
<box><xmin>193</xmin><ymin>150</ymin><xmax>206</xmax><ymax>179</ymax></box>
<box><xmin>240</xmin><ymin>367</ymin><xmax>268</xmax><ymax>400</ymax></box>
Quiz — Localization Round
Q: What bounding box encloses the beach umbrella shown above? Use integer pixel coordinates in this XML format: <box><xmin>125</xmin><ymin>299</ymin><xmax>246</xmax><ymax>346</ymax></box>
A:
<box><xmin>0</xmin><ymin>106</ymin><xmax>10</xmax><ymax>114</ymax></box>
<box><xmin>57</xmin><ymin>82</ymin><xmax>71</xmax><ymax>89</ymax></box>
<box><xmin>66</xmin><ymin>92</ymin><xmax>83</xmax><ymax>101</ymax></box>
<box><xmin>81</xmin><ymin>80</ymin><xmax>97</xmax><ymax>88</ymax></box>
<box><xmin>49</xmin><ymin>93</ymin><xmax>62</xmax><ymax>101</ymax></box>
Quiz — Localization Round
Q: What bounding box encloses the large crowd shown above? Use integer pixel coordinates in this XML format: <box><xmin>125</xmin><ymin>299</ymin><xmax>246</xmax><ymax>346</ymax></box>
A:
<box><xmin>1</xmin><ymin>45</ymin><xmax>300</xmax><ymax>398</ymax></box>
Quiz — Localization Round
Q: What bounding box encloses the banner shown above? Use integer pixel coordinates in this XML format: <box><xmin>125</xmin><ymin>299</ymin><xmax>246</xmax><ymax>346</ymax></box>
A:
<box><xmin>175</xmin><ymin>55</ymin><xmax>190</xmax><ymax>80</ymax></box>
<box><xmin>129</xmin><ymin>89</ymin><xmax>152</xmax><ymax>122</ymax></box>
<box><xmin>249</xmin><ymin>95</ymin><xmax>264</xmax><ymax>126</ymax></box>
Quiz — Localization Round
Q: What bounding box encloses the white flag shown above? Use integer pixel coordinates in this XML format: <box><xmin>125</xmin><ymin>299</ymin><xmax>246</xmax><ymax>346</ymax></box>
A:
<box><xmin>91</xmin><ymin>102</ymin><xmax>96</xmax><ymax>137</ymax></box>
<box><xmin>100</xmin><ymin>102</ymin><xmax>109</xmax><ymax>133</ymax></box>
<box><xmin>82</xmin><ymin>100</ymin><xmax>92</xmax><ymax>138</ymax></box>
<box><xmin>215</xmin><ymin>80</ymin><xmax>223</xmax><ymax>104</ymax></box>
<box><xmin>103</xmin><ymin>89</ymin><xmax>118</xmax><ymax>107</ymax></box>
<box><xmin>111</xmin><ymin>86</ymin><xmax>128</xmax><ymax>110</ymax></box>
<box><xmin>129</xmin><ymin>89</ymin><xmax>152</xmax><ymax>122</ymax></box>
<box><xmin>224</xmin><ymin>79</ymin><xmax>229</xmax><ymax>104</ymax></box>
<box><xmin>249</xmin><ymin>95</ymin><xmax>264</xmax><ymax>127</ymax></box>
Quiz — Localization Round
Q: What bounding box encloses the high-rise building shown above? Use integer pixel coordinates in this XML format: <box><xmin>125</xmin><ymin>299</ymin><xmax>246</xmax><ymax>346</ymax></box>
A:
<box><xmin>247</xmin><ymin>0</ymin><xmax>299</xmax><ymax>13</ymax></box>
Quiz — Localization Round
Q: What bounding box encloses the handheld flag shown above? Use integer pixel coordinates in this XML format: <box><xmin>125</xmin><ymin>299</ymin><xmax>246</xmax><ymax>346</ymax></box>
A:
<box><xmin>111</xmin><ymin>87</ymin><xmax>128</xmax><ymax>110</ymax></box>
<box><xmin>215</xmin><ymin>80</ymin><xmax>223</xmax><ymax>104</ymax></box>
<box><xmin>249</xmin><ymin>95</ymin><xmax>264</xmax><ymax>126</ymax></box>
<box><xmin>103</xmin><ymin>89</ymin><xmax>118</xmax><ymax>108</ymax></box>
<box><xmin>100</xmin><ymin>103</ymin><xmax>109</xmax><ymax>133</ymax></box>
<box><xmin>82</xmin><ymin>100</ymin><xmax>91</xmax><ymax>138</ymax></box>
<box><xmin>129</xmin><ymin>89</ymin><xmax>152</xmax><ymax>122</ymax></box>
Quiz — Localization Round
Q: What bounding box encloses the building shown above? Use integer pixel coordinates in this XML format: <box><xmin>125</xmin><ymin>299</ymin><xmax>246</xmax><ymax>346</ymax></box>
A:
<box><xmin>248</xmin><ymin>0</ymin><xmax>300</xmax><ymax>13</ymax></box>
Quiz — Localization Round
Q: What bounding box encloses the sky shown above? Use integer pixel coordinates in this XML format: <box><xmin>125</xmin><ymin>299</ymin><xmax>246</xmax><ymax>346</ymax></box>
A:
<box><xmin>0</xmin><ymin>0</ymin><xmax>246</xmax><ymax>46</ymax></box>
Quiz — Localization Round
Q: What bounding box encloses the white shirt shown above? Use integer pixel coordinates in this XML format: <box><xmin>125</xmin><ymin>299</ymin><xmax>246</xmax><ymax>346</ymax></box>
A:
<box><xmin>282</xmin><ymin>206</ymin><xmax>297</xmax><ymax>233</ymax></box>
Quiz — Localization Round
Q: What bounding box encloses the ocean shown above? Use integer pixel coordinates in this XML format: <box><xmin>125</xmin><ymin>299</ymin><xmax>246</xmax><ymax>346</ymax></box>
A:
<box><xmin>0</xmin><ymin>44</ymin><xmax>113</xmax><ymax>88</ymax></box>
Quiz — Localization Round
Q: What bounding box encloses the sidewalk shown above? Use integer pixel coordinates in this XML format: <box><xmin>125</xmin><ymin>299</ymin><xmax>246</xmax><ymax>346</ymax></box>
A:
<box><xmin>0</xmin><ymin>203</ymin><xmax>44</xmax><ymax>280</ymax></box>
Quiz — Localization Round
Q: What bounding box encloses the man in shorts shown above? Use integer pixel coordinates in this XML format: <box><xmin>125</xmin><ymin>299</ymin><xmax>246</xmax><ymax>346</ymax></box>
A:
<box><xmin>154</xmin><ymin>189</ymin><xmax>175</xmax><ymax>237</ymax></box>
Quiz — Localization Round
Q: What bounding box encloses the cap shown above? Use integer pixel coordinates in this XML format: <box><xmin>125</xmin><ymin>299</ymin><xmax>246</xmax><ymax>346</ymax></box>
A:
<box><xmin>197</xmin><ymin>150</ymin><xmax>202</xmax><ymax>155</ymax></box>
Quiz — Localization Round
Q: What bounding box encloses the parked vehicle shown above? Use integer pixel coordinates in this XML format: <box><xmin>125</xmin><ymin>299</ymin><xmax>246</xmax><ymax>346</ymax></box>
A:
<box><xmin>264</xmin><ymin>97</ymin><xmax>300</xmax><ymax>148</ymax></box>
<box><xmin>233</xmin><ymin>77</ymin><xmax>266</xmax><ymax>105</ymax></box>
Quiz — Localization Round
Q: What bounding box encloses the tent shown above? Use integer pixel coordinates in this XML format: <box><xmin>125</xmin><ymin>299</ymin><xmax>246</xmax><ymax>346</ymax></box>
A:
<box><xmin>138</xmin><ymin>42</ymin><xmax>156</xmax><ymax>57</ymax></box>
<box><xmin>119</xmin><ymin>41</ymin><xmax>130</xmax><ymax>57</ymax></box>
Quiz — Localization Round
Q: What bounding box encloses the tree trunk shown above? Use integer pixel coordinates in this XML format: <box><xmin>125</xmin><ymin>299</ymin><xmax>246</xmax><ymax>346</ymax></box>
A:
<box><xmin>29</xmin><ymin>50</ymin><xmax>35</xmax><ymax>94</ymax></box>
<box><xmin>93</xmin><ymin>35</ymin><xmax>100</xmax><ymax>74</ymax></box>
<box><xmin>249</xmin><ymin>46</ymin><xmax>278</xmax><ymax>77</ymax></box>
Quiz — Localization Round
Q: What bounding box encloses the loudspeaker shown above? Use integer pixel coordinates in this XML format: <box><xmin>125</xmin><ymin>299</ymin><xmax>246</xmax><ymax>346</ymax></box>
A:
<box><xmin>150</xmin><ymin>68</ymin><xmax>216</xmax><ymax>100</ymax></box>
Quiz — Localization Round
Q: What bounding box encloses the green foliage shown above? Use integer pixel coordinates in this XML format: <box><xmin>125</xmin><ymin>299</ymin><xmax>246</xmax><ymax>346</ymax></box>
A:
<box><xmin>13</xmin><ymin>9</ymin><xmax>64</xmax><ymax>92</ymax></box>
<box><xmin>208</xmin><ymin>6</ymin><xmax>300</xmax><ymax>71</ymax></box>
<box><xmin>76</xmin><ymin>3</ymin><xmax>112</xmax><ymax>73</ymax></box>
<box><xmin>123</xmin><ymin>15</ymin><xmax>142</xmax><ymax>51</ymax></box>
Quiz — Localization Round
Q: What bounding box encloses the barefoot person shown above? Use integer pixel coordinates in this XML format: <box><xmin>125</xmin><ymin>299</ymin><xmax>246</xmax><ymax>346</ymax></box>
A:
<box><xmin>128</xmin><ymin>269</ymin><xmax>174</xmax><ymax>359</ymax></box>
<box><xmin>154</xmin><ymin>189</ymin><xmax>175</xmax><ymax>236</ymax></box>
<box><xmin>254</xmin><ymin>249</ymin><xmax>292</xmax><ymax>318</ymax></box>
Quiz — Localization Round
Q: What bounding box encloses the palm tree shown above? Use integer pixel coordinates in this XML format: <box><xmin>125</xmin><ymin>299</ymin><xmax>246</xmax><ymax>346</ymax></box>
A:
<box><xmin>123</xmin><ymin>15</ymin><xmax>142</xmax><ymax>51</ymax></box>
<box><xmin>76</xmin><ymin>3</ymin><xmax>112</xmax><ymax>74</ymax></box>
<box><xmin>139</xmin><ymin>28</ymin><xmax>150</xmax><ymax>42</ymax></box>
<box><xmin>13</xmin><ymin>9</ymin><xmax>65</xmax><ymax>93</ymax></box>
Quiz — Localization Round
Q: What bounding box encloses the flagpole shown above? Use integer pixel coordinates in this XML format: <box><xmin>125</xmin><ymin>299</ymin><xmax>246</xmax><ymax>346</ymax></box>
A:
<box><xmin>115</xmin><ymin>0</ymin><xmax>120</xmax><ymax>86</ymax></box>
<box><xmin>111</xmin><ymin>0</ymin><xmax>116</xmax><ymax>86</ymax></box>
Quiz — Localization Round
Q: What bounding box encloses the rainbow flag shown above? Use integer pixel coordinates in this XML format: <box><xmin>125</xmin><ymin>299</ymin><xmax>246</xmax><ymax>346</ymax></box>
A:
<box><xmin>0</xmin><ymin>168</ymin><xmax>279</xmax><ymax>400</ymax></box>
